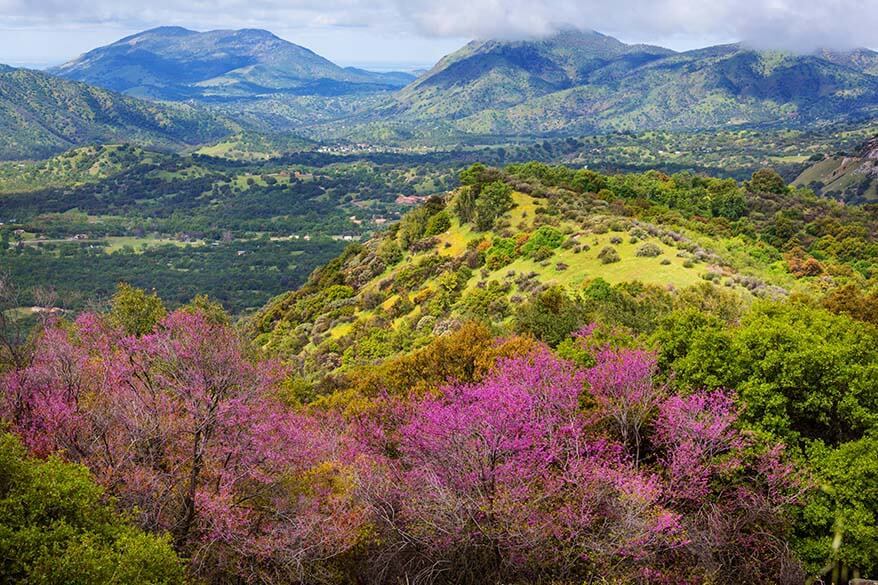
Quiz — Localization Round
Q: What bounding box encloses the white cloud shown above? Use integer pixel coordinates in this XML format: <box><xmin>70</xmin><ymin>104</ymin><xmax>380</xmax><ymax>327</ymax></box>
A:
<box><xmin>393</xmin><ymin>0</ymin><xmax>878</xmax><ymax>51</ymax></box>
<box><xmin>0</xmin><ymin>0</ymin><xmax>876</xmax><ymax>52</ymax></box>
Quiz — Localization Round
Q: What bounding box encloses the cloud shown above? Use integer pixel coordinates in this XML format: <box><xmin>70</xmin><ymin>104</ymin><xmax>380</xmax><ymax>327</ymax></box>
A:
<box><xmin>1</xmin><ymin>0</ymin><xmax>876</xmax><ymax>52</ymax></box>
<box><xmin>393</xmin><ymin>0</ymin><xmax>878</xmax><ymax>51</ymax></box>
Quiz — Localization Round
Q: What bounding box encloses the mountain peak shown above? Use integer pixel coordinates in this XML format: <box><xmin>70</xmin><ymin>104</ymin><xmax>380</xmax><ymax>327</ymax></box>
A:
<box><xmin>232</xmin><ymin>28</ymin><xmax>280</xmax><ymax>40</ymax></box>
<box><xmin>50</xmin><ymin>27</ymin><xmax>412</xmax><ymax>99</ymax></box>
<box><xmin>398</xmin><ymin>28</ymin><xmax>676</xmax><ymax>118</ymax></box>
<box><xmin>119</xmin><ymin>26</ymin><xmax>196</xmax><ymax>42</ymax></box>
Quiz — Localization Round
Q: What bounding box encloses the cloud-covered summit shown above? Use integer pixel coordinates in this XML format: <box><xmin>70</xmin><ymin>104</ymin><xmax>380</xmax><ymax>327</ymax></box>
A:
<box><xmin>396</xmin><ymin>0</ymin><xmax>877</xmax><ymax>52</ymax></box>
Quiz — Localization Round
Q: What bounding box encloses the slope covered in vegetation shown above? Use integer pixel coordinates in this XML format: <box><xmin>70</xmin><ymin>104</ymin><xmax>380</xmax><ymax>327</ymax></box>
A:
<box><xmin>3</xmin><ymin>162</ymin><xmax>878</xmax><ymax>584</ymax></box>
<box><xmin>253</xmin><ymin>162</ymin><xmax>877</xmax><ymax>364</ymax></box>
<box><xmin>367</xmin><ymin>31</ymin><xmax>878</xmax><ymax>139</ymax></box>
<box><xmin>795</xmin><ymin>135</ymin><xmax>878</xmax><ymax>203</ymax></box>
<box><xmin>0</xmin><ymin>67</ymin><xmax>233</xmax><ymax>160</ymax></box>
<box><xmin>52</xmin><ymin>27</ymin><xmax>414</xmax><ymax>100</ymax></box>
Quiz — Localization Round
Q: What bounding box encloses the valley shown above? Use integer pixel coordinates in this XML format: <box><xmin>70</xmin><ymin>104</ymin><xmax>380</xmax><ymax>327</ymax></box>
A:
<box><xmin>2</xmin><ymin>121</ymin><xmax>873</xmax><ymax>315</ymax></box>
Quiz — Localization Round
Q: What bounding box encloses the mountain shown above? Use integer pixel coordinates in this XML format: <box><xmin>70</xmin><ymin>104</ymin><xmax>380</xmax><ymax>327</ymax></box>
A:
<box><xmin>0</xmin><ymin>66</ymin><xmax>233</xmax><ymax>160</ymax></box>
<box><xmin>817</xmin><ymin>48</ymin><xmax>878</xmax><ymax>76</ymax></box>
<box><xmin>51</xmin><ymin>27</ymin><xmax>416</xmax><ymax>100</ymax></box>
<box><xmin>395</xmin><ymin>30</ymin><xmax>674</xmax><ymax>119</ymax></box>
<box><xmin>384</xmin><ymin>31</ymin><xmax>878</xmax><ymax>136</ymax></box>
<box><xmin>794</xmin><ymin>135</ymin><xmax>878</xmax><ymax>203</ymax></box>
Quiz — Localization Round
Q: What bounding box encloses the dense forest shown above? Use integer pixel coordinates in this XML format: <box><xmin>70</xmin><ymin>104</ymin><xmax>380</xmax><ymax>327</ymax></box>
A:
<box><xmin>3</xmin><ymin>160</ymin><xmax>877</xmax><ymax>584</ymax></box>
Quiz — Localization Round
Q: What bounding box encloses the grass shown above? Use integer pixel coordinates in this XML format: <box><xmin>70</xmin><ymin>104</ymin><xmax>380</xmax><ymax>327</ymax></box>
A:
<box><xmin>793</xmin><ymin>156</ymin><xmax>878</xmax><ymax>201</ymax></box>
<box><xmin>435</xmin><ymin>192</ymin><xmax>536</xmax><ymax>257</ymax></box>
<box><xmin>436</xmin><ymin>218</ymin><xmax>478</xmax><ymax>256</ymax></box>
<box><xmin>196</xmin><ymin>141</ymin><xmax>277</xmax><ymax>161</ymax></box>
<box><xmin>508</xmin><ymin>191</ymin><xmax>538</xmax><ymax>229</ymax></box>
<box><xmin>470</xmin><ymin>232</ymin><xmax>707</xmax><ymax>293</ymax></box>
<box><xmin>324</xmin><ymin>191</ymin><xmax>769</xmax><ymax>351</ymax></box>
<box><xmin>20</xmin><ymin>235</ymin><xmax>201</xmax><ymax>254</ymax></box>
<box><xmin>104</xmin><ymin>236</ymin><xmax>202</xmax><ymax>253</ymax></box>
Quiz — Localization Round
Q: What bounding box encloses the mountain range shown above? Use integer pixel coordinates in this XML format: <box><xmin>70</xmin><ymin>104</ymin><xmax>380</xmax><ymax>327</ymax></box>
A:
<box><xmin>2</xmin><ymin>26</ymin><xmax>878</xmax><ymax>159</ymax></box>
<box><xmin>379</xmin><ymin>30</ymin><xmax>878</xmax><ymax>136</ymax></box>
<box><xmin>50</xmin><ymin>27</ymin><xmax>416</xmax><ymax>101</ymax></box>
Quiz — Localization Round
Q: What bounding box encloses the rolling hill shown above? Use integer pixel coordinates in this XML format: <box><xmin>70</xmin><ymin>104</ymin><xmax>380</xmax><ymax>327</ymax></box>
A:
<box><xmin>251</xmin><ymin>162</ymin><xmax>843</xmax><ymax>364</ymax></box>
<box><xmin>377</xmin><ymin>30</ymin><xmax>878</xmax><ymax>137</ymax></box>
<box><xmin>794</xmin><ymin>135</ymin><xmax>878</xmax><ymax>202</ymax></box>
<box><xmin>0</xmin><ymin>66</ymin><xmax>233</xmax><ymax>160</ymax></box>
<box><xmin>51</xmin><ymin>27</ymin><xmax>416</xmax><ymax>100</ymax></box>
<box><xmin>43</xmin><ymin>27</ymin><xmax>878</xmax><ymax>141</ymax></box>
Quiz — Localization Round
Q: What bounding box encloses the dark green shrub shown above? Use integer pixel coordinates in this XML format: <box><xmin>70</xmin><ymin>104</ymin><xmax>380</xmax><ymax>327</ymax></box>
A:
<box><xmin>636</xmin><ymin>242</ymin><xmax>663</xmax><ymax>257</ymax></box>
<box><xmin>598</xmin><ymin>246</ymin><xmax>621</xmax><ymax>264</ymax></box>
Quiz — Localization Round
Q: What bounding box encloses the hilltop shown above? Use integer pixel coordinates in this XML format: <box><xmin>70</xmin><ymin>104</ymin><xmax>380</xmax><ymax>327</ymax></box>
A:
<box><xmin>0</xmin><ymin>66</ymin><xmax>232</xmax><ymax>160</ymax></box>
<box><xmin>251</xmin><ymin>162</ymin><xmax>876</xmax><ymax>378</ymax></box>
<box><xmin>395</xmin><ymin>30</ymin><xmax>673</xmax><ymax>119</ymax></box>
<box><xmin>51</xmin><ymin>27</ymin><xmax>416</xmax><ymax>100</ymax></box>
<box><xmin>38</xmin><ymin>28</ymin><xmax>878</xmax><ymax>141</ymax></box>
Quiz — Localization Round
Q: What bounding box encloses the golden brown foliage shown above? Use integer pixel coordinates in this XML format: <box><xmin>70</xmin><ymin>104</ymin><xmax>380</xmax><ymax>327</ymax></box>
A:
<box><xmin>315</xmin><ymin>322</ymin><xmax>543</xmax><ymax>415</ymax></box>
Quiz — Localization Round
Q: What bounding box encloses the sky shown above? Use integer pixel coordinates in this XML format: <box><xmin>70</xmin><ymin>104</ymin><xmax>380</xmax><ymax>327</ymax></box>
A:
<box><xmin>0</xmin><ymin>0</ymin><xmax>876</xmax><ymax>69</ymax></box>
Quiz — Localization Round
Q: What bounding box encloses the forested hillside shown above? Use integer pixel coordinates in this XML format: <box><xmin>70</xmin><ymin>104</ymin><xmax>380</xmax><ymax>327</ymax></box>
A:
<box><xmin>346</xmin><ymin>31</ymin><xmax>878</xmax><ymax>140</ymax></box>
<box><xmin>795</xmin><ymin>135</ymin><xmax>878</xmax><ymax>202</ymax></box>
<box><xmin>0</xmin><ymin>67</ymin><xmax>233</xmax><ymax>160</ymax></box>
<box><xmin>36</xmin><ymin>26</ymin><xmax>878</xmax><ymax>143</ymax></box>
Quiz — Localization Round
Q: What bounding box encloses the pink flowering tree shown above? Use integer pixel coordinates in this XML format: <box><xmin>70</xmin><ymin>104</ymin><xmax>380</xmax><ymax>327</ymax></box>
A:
<box><xmin>370</xmin><ymin>350</ymin><xmax>684</xmax><ymax>582</ymax></box>
<box><xmin>1</xmin><ymin>310</ymin><xmax>369</xmax><ymax>583</ymax></box>
<box><xmin>584</xmin><ymin>343</ymin><xmax>665</xmax><ymax>466</ymax></box>
<box><xmin>653</xmin><ymin>390</ymin><xmax>744</xmax><ymax>504</ymax></box>
<box><xmin>653</xmin><ymin>390</ymin><xmax>807</xmax><ymax>583</ymax></box>
<box><xmin>3</xmin><ymin>311</ymin><xmax>809</xmax><ymax>584</ymax></box>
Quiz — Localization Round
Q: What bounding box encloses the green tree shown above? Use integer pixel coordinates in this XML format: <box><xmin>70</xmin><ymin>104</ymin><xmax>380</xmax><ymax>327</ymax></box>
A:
<box><xmin>454</xmin><ymin>186</ymin><xmax>479</xmax><ymax>224</ymax></box>
<box><xmin>652</xmin><ymin>302</ymin><xmax>878</xmax><ymax>579</ymax></box>
<box><xmin>0</xmin><ymin>432</ymin><xmax>185</xmax><ymax>584</ymax></box>
<box><xmin>109</xmin><ymin>283</ymin><xmax>166</xmax><ymax>336</ymax></box>
<box><xmin>485</xmin><ymin>237</ymin><xmax>519</xmax><ymax>270</ymax></box>
<box><xmin>521</xmin><ymin>226</ymin><xmax>565</xmax><ymax>258</ymax></box>
<box><xmin>748</xmin><ymin>168</ymin><xmax>787</xmax><ymax>194</ymax></box>
<box><xmin>459</xmin><ymin>163</ymin><xmax>501</xmax><ymax>194</ymax></box>
<box><xmin>181</xmin><ymin>294</ymin><xmax>230</xmax><ymax>326</ymax></box>
<box><xmin>571</xmin><ymin>169</ymin><xmax>607</xmax><ymax>193</ymax></box>
<box><xmin>424</xmin><ymin>210</ymin><xmax>451</xmax><ymax>237</ymax></box>
<box><xmin>654</xmin><ymin>303</ymin><xmax>878</xmax><ymax>446</ymax></box>
<box><xmin>796</xmin><ymin>436</ymin><xmax>878</xmax><ymax>580</ymax></box>
<box><xmin>514</xmin><ymin>287</ymin><xmax>587</xmax><ymax>346</ymax></box>
<box><xmin>377</xmin><ymin>238</ymin><xmax>404</xmax><ymax>266</ymax></box>
<box><xmin>474</xmin><ymin>181</ymin><xmax>513</xmax><ymax>231</ymax></box>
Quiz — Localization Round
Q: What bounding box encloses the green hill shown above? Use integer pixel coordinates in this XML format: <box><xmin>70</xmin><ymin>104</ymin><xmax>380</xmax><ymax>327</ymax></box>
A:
<box><xmin>251</xmin><ymin>162</ymin><xmax>875</xmax><ymax>377</ymax></box>
<box><xmin>0</xmin><ymin>66</ymin><xmax>233</xmax><ymax>160</ymax></box>
<box><xmin>818</xmin><ymin>48</ymin><xmax>878</xmax><ymax>76</ymax></box>
<box><xmin>0</xmin><ymin>144</ymin><xmax>179</xmax><ymax>192</ymax></box>
<box><xmin>794</xmin><ymin>135</ymin><xmax>878</xmax><ymax>203</ymax></box>
<box><xmin>395</xmin><ymin>30</ymin><xmax>673</xmax><ymax>119</ymax></box>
